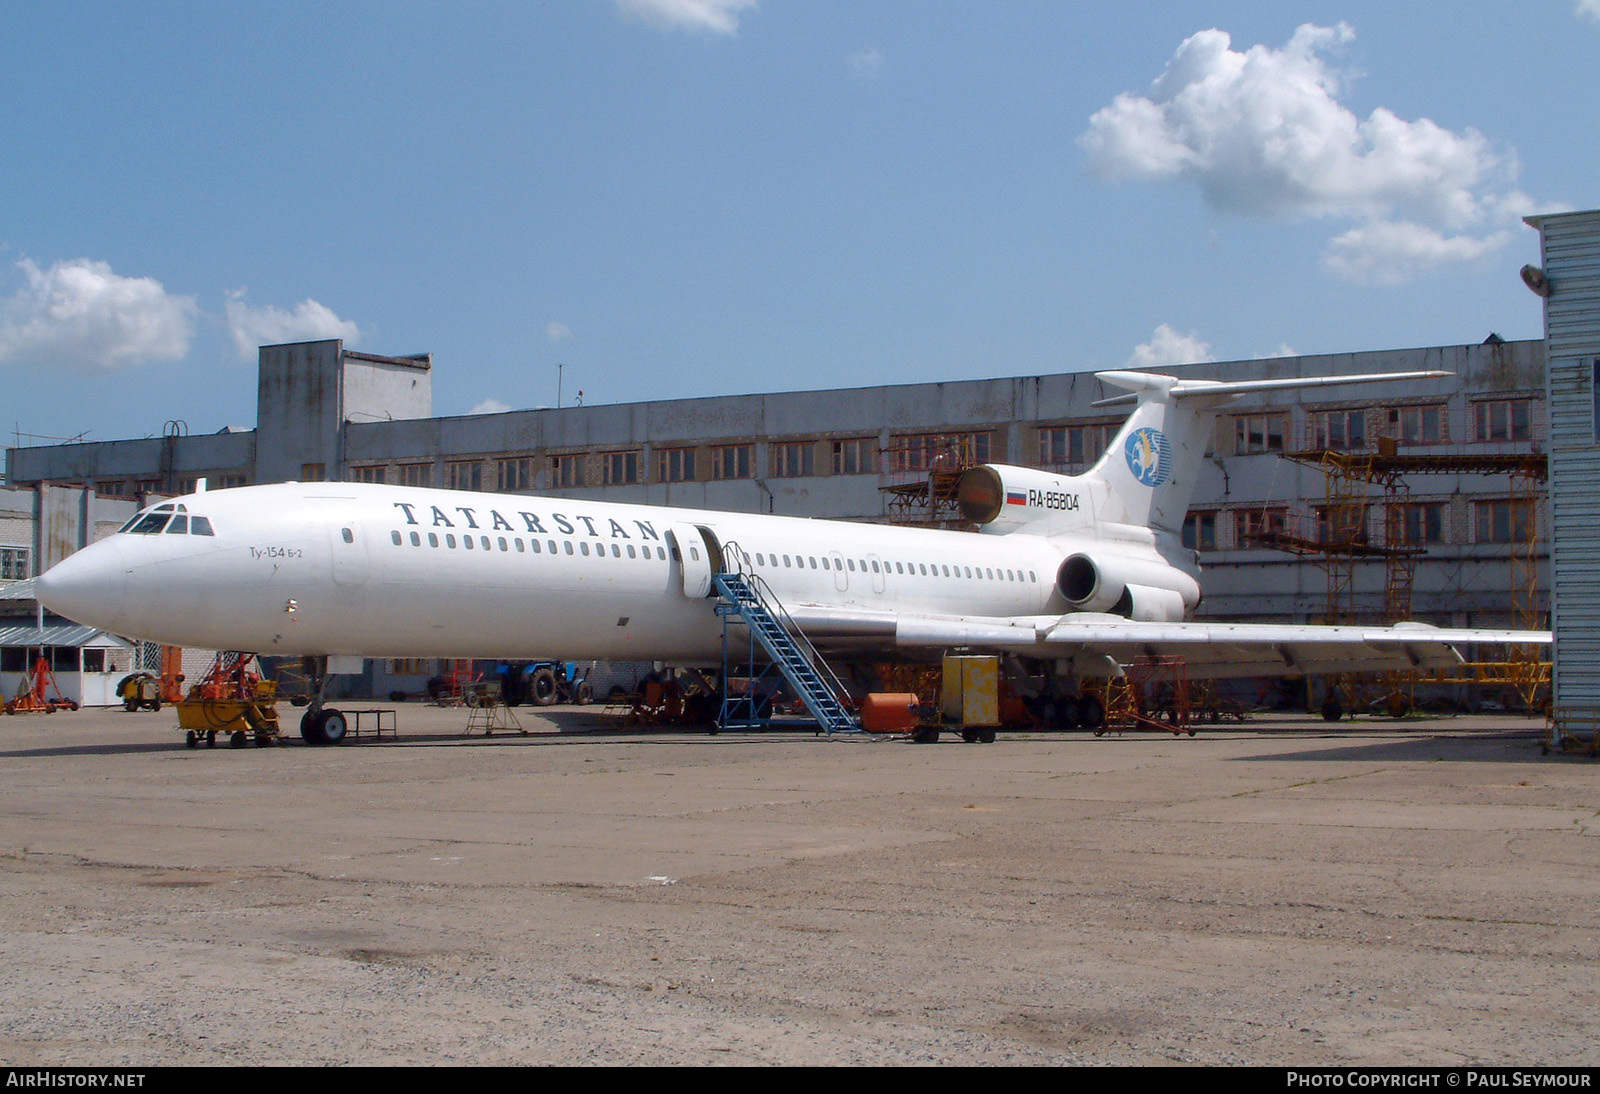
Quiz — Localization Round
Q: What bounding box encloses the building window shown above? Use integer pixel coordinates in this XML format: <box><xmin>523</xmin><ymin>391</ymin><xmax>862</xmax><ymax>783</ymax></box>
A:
<box><xmin>300</xmin><ymin>463</ymin><xmax>326</xmax><ymax>482</ymax></box>
<box><xmin>889</xmin><ymin>432</ymin><xmax>991</xmax><ymax>473</ymax></box>
<box><xmin>602</xmin><ymin>451</ymin><xmax>640</xmax><ymax>486</ymax></box>
<box><xmin>352</xmin><ymin>465</ymin><xmax>387</xmax><ymax>484</ymax></box>
<box><xmin>1316</xmin><ymin>505</ymin><xmax>1371</xmax><ymax>547</ymax></box>
<box><xmin>658</xmin><ymin>448</ymin><xmax>695</xmax><ymax>483</ymax></box>
<box><xmin>447</xmin><ymin>461</ymin><xmax>482</xmax><ymax>491</ymax></box>
<box><xmin>830</xmin><ymin>438</ymin><xmax>877</xmax><ymax>476</ymax></box>
<box><xmin>1039</xmin><ymin>423</ymin><xmax>1115</xmax><ymax>469</ymax></box>
<box><xmin>96</xmin><ymin>481</ymin><xmax>127</xmax><ymax>496</ymax></box>
<box><xmin>711</xmin><ymin>444</ymin><xmax>753</xmax><ymax>481</ymax></box>
<box><xmin>0</xmin><ymin>546</ymin><xmax>30</xmax><ymax>581</ymax></box>
<box><xmin>1233</xmin><ymin>508</ymin><xmax>1286</xmax><ymax>546</ymax></box>
<box><xmin>550</xmin><ymin>454</ymin><xmax>585</xmax><ymax>488</ymax></box>
<box><xmin>1396</xmin><ymin>502</ymin><xmax>1446</xmax><ymax>546</ymax></box>
<box><xmin>217</xmin><ymin>473</ymin><xmax>247</xmax><ymax>489</ymax></box>
<box><xmin>771</xmin><ymin>441</ymin><xmax>815</xmax><ymax>478</ymax></box>
<box><xmin>1392</xmin><ymin>404</ymin><xmax>1445</xmax><ymax>445</ymax></box>
<box><xmin>1309</xmin><ymin>409</ymin><xmax>1366</xmax><ymax>451</ymax></box>
<box><xmin>1181</xmin><ymin>512</ymin><xmax>1217</xmax><ymax>551</ymax></box>
<box><xmin>497</xmin><ymin>457</ymin><xmax>535</xmax><ymax>492</ymax></box>
<box><xmin>1233</xmin><ymin>414</ymin><xmax>1286</xmax><ymax>455</ymax></box>
<box><xmin>399</xmin><ymin>463</ymin><xmax>431</xmax><ymax>488</ymax></box>
<box><xmin>388</xmin><ymin>658</ymin><xmax>431</xmax><ymax>675</ymax></box>
<box><xmin>1475</xmin><ymin>499</ymin><xmax>1535</xmax><ymax>544</ymax></box>
<box><xmin>1474</xmin><ymin>399</ymin><xmax>1533</xmax><ymax>443</ymax></box>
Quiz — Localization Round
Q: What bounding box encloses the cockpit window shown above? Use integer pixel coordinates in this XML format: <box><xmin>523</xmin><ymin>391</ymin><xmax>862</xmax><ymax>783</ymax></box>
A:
<box><xmin>190</xmin><ymin>516</ymin><xmax>214</xmax><ymax>536</ymax></box>
<box><xmin>165</xmin><ymin>515</ymin><xmax>189</xmax><ymax>534</ymax></box>
<box><xmin>128</xmin><ymin>513</ymin><xmax>171</xmax><ymax>535</ymax></box>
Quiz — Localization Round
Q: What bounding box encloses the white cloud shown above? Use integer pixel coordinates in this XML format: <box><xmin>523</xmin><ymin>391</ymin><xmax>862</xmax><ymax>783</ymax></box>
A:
<box><xmin>0</xmin><ymin>258</ymin><xmax>196</xmax><ymax>370</ymax></box>
<box><xmin>224</xmin><ymin>292</ymin><xmax>362</xmax><ymax>359</ymax></box>
<box><xmin>849</xmin><ymin>48</ymin><xmax>883</xmax><ymax>76</ymax></box>
<box><xmin>615</xmin><ymin>0</ymin><xmax>755</xmax><ymax>34</ymax></box>
<box><xmin>547</xmin><ymin>320</ymin><xmax>574</xmax><ymax>342</ymax></box>
<box><xmin>1324</xmin><ymin>220</ymin><xmax>1510</xmax><ymax>284</ymax></box>
<box><xmin>1579</xmin><ymin>1</ymin><xmax>1600</xmax><ymax>25</ymax></box>
<box><xmin>470</xmin><ymin>398</ymin><xmax>513</xmax><ymax>415</ymax></box>
<box><xmin>1127</xmin><ymin>324</ymin><xmax>1215</xmax><ymax>368</ymax></box>
<box><xmin>1081</xmin><ymin>24</ymin><xmax>1533</xmax><ymax>282</ymax></box>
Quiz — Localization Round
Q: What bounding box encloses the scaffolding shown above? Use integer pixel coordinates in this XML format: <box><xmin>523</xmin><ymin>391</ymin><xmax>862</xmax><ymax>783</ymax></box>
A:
<box><xmin>1252</xmin><ymin>440</ymin><xmax>1549</xmax><ymax>711</ymax></box>
<box><xmin>878</xmin><ymin>434</ymin><xmax>987</xmax><ymax>527</ymax></box>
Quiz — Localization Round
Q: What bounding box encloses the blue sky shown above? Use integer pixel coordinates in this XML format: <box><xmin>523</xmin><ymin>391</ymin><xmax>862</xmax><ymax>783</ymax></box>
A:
<box><xmin>1</xmin><ymin>1</ymin><xmax>1595</xmax><ymax>445</ymax></box>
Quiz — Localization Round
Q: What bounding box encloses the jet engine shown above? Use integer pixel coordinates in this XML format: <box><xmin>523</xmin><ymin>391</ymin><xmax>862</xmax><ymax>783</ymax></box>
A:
<box><xmin>1056</xmin><ymin>552</ymin><xmax>1199</xmax><ymax>622</ymax></box>
<box><xmin>957</xmin><ymin>464</ymin><xmax>1085</xmax><ymax>535</ymax></box>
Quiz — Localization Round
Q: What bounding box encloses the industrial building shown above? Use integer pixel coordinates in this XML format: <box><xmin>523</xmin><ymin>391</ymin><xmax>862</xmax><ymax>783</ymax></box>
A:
<box><xmin>0</xmin><ymin>331</ymin><xmax>1551</xmax><ymax>704</ymax></box>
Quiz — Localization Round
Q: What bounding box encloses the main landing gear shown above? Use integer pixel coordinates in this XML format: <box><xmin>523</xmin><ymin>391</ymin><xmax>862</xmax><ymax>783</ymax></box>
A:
<box><xmin>297</xmin><ymin>656</ymin><xmax>348</xmax><ymax>746</ymax></box>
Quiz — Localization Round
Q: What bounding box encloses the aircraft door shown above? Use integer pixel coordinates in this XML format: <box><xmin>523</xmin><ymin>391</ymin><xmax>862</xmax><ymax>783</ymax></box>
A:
<box><xmin>667</xmin><ymin>523</ymin><xmax>718</xmax><ymax>598</ymax></box>
<box><xmin>828</xmin><ymin>550</ymin><xmax>848</xmax><ymax>592</ymax></box>
<box><xmin>326</xmin><ymin>517</ymin><xmax>369</xmax><ymax>587</ymax></box>
<box><xmin>865</xmin><ymin>552</ymin><xmax>886</xmax><ymax>594</ymax></box>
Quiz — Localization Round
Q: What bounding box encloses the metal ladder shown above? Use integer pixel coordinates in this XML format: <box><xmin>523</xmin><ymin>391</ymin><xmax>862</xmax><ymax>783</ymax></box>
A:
<box><xmin>713</xmin><ymin>570</ymin><xmax>859</xmax><ymax>734</ymax></box>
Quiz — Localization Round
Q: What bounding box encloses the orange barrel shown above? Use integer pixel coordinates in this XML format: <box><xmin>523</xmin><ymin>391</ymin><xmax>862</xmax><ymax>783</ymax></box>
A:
<box><xmin>859</xmin><ymin>692</ymin><xmax>921</xmax><ymax>734</ymax></box>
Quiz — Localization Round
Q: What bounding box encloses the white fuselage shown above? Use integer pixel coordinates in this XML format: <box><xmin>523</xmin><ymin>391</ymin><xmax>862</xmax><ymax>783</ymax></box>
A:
<box><xmin>38</xmin><ymin>480</ymin><xmax>1132</xmax><ymax>663</ymax></box>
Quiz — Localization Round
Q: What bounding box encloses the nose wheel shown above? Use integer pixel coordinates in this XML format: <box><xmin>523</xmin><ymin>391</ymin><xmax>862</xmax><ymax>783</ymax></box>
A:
<box><xmin>296</xmin><ymin>655</ymin><xmax>348</xmax><ymax>746</ymax></box>
<box><xmin>299</xmin><ymin>706</ymin><xmax>348</xmax><ymax>746</ymax></box>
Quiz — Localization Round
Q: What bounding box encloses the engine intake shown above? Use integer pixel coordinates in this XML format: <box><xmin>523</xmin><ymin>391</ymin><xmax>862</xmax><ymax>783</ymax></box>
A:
<box><xmin>1056</xmin><ymin>552</ymin><xmax>1198</xmax><ymax>622</ymax></box>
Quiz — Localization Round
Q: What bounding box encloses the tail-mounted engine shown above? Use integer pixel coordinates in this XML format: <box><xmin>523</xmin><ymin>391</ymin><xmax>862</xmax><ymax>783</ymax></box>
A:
<box><xmin>1056</xmin><ymin>552</ymin><xmax>1199</xmax><ymax>622</ymax></box>
<box><xmin>957</xmin><ymin>465</ymin><xmax>1087</xmax><ymax>535</ymax></box>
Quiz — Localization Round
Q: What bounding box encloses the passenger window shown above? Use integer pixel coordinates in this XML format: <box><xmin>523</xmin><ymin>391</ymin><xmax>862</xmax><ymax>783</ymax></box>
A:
<box><xmin>190</xmin><ymin>516</ymin><xmax>214</xmax><ymax>536</ymax></box>
<box><xmin>515</xmin><ymin>539</ymin><xmax>525</xmax><ymax>553</ymax></box>
<box><xmin>341</xmin><ymin>528</ymin><xmax>353</xmax><ymax>544</ymax></box>
<box><xmin>580</xmin><ymin>542</ymin><xmax>590</xmax><ymax>556</ymax></box>
<box><xmin>481</xmin><ymin>536</ymin><xmax>490</xmax><ymax>550</ymax></box>
<box><xmin>498</xmin><ymin>537</ymin><xmax>508</xmax><ymax>551</ymax></box>
<box><xmin>612</xmin><ymin>544</ymin><xmax>621</xmax><ymax>557</ymax></box>
<box><xmin>166</xmin><ymin>515</ymin><xmax>188</xmax><ymax>534</ymax></box>
<box><xmin>848</xmin><ymin>559</ymin><xmax>856</xmax><ymax>571</ymax></box>
<box><xmin>428</xmin><ymin>532</ymin><xmax>439</xmax><ymax>547</ymax></box>
<box><xmin>809</xmin><ymin>557</ymin><xmax>818</xmax><ymax>568</ymax></box>
<box><xmin>821</xmin><ymin>558</ymin><xmax>830</xmax><ymax>570</ymax></box>
<box><xmin>627</xmin><ymin>545</ymin><xmax>636</xmax><ymax>558</ymax></box>
<box><xmin>446</xmin><ymin>534</ymin><xmax>457</xmax><ymax>547</ymax></box>
<box><xmin>410</xmin><ymin>531</ymin><xmax>420</xmax><ymax>546</ymax></box>
<box><xmin>531</xmin><ymin>539</ymin><xmax>541</xmax><ymax>553</ymax></box>
<box><xmin>465</xmin><ymin>536</ymin><xmax>475</xmax><ymax>550</ymax></box>
<box><xmin>783</xmin><ymin>555</ymin><xmax>791</xmax><ymax>567</ymax></box>
<box><xmin>657</xmin><ymin>546</ymin><xmax>667</xmax><ymax>560</ymax></box>
<box><xmin>564</xmin><ymin>541</ymin><xmax>574</xmax><ymax>555</ymax></box>
<box><xmin>391</xmin><ymin>531</ymin><xmax>402</xmax><ymax>545</ymax></box>
<box><xmin>871</xmin><ymin>561</ymin><xmax>880</xmax><ymax>573</ymax></box>
<box><xmin>549</xmin><ymin>540</ymin><xmax>558</xmax><ymax>553</ymax></box>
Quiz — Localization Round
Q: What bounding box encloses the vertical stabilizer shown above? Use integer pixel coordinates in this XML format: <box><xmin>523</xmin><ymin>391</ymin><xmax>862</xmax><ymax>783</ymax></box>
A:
<box><xmin>1085</xmin><ymin>371</ymin><xmax>1225</xmax><ymax>536</ymax></box>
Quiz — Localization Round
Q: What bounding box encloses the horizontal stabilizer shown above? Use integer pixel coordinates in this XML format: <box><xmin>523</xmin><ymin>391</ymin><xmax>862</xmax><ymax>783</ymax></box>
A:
<box><xmin>1091</xmin><ymin>369</ymin><xmax>1452</xmax><ymax>407</ymax></box>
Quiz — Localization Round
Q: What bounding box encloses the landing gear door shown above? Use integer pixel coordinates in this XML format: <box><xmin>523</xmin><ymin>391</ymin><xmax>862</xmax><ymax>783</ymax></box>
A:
<box><xmin>667</xmin><ymin>523</ymin><xmax>716</xmax><ymax>599</ymax></box>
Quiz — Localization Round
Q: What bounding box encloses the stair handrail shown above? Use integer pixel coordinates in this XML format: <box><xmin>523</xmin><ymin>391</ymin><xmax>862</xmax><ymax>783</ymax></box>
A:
<box><xmin>716</xmin><ymin>541</ymin><xmax>856</xmax><ymax>726</ymax></box>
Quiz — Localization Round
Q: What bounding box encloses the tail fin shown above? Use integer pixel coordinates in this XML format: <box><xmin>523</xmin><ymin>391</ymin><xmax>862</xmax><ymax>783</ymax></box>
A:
<box><xmin>1087</xmin><ymin>368</ymin><xmax>1450</xmax><ymax>536</ymax></box>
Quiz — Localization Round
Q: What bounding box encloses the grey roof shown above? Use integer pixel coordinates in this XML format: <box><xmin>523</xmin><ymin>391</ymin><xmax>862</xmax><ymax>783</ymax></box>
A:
<box><xmin>0</xmin><ymin>579</ymin><xmax>36</xmax><ymax>601</ymax></box>
<box><xmin>0</xmin><ymin>622</ymin><xmax>131</xmax><ymax>648</ymax></box>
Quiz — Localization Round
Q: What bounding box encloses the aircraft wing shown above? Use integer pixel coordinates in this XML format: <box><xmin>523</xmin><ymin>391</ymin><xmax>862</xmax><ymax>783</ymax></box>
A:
<box><xmin>784</xmin><ymin>605</ymin><xmax>1549</xmax><ymax>679</ymax></box>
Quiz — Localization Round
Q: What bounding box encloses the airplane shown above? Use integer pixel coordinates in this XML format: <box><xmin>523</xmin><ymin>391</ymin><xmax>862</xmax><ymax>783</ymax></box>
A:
<box><xmin>34</xmin><ymin>368</ymin><xmax>1550</xmax><ymax>744</ymax></box>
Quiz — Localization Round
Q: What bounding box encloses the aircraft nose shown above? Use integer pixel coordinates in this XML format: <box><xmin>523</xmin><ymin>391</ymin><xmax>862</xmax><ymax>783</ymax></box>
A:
<box><xmin>36</xmin><ymin>539</ymin><xmax>128</xmax><ymax>629</ymax></box>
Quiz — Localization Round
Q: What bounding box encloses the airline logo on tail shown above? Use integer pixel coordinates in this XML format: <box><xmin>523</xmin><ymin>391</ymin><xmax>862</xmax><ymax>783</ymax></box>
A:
<box><xmin>1124</xmin><ymin>427</ymin><xmax>1172</xmax><ymax>487</ymax></box>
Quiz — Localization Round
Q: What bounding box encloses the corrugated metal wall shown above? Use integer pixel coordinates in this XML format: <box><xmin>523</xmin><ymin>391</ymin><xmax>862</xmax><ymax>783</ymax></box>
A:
<box><xmin>1535</xmin><ymin>210</ymin><xmax>1600</xmax><ymax>704</ymax></box>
